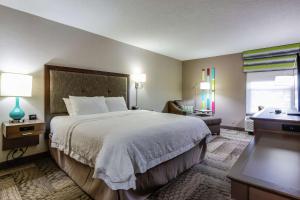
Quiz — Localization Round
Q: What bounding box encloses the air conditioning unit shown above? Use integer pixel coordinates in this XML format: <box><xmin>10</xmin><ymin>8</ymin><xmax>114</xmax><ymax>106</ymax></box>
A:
<box><xmin>244</xmin><ymin>116</ymin><xmax>254</xmax><ymax>133</ymax></box>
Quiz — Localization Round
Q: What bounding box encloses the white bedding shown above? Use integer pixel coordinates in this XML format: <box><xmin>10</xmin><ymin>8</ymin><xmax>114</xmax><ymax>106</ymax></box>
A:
<box><xmin>50</xmin><ymin>110</ymin><xmax>211</xmax><ymax>190</ymax></box>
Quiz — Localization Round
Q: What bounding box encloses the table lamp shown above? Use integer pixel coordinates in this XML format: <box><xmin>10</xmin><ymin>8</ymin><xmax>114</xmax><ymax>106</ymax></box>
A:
<box><xmin>131</xmin><ymin>73</ymin><xmax>146</xmax><ymax>110</ymax></box>
<box><xmin>0</xmin><ymin>73</ymin><xmax>32</xmax><ymax>121</ymax></box>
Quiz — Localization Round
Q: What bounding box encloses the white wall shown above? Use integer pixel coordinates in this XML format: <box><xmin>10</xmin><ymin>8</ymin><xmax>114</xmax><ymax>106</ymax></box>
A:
<box><xmin>0</xmin><ymin>5</ymin><xmax>182</xmax><ymax>162</ymax></box>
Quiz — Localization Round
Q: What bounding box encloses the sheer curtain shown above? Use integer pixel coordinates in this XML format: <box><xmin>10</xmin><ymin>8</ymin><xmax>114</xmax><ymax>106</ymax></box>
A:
<box><xmin>246</xmin><ymin>70</ymin><xmax>297</xmax><ymax>114</ymax></box>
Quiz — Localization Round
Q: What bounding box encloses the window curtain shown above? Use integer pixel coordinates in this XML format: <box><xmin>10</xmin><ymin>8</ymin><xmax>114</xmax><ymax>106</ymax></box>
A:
<box><xmin>243</xmin><ymin>43</ymin><xmax>300</xmax><ymax>72</ymax></box>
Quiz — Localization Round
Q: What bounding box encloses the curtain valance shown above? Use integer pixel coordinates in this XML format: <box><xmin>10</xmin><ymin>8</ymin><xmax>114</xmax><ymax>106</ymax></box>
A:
<box><xmin>243</xmin><ymin>43</ymin><xmax>300</xmax><ymax>72</ymax></box>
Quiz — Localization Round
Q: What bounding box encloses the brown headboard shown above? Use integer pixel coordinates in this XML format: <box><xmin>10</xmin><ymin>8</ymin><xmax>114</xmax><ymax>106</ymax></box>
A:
<box><xmin>44</xmin><ymin>65</ymin><xmax>130</xmax><ymax>134</ymax></box>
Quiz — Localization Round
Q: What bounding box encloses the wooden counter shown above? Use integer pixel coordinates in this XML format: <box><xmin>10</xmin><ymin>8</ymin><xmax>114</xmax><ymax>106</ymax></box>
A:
<box><xmin>228</xmin><ymin>109</ymin><xmax>300</xmax><ymax>200</ymax></box>
<box><xmin>252</xmin><ymin>109</ymin><xmax>300</xmax><ymax>136</ymax></box>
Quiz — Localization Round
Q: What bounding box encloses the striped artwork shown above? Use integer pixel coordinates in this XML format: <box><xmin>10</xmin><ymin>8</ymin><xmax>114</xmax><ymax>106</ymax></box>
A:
<box><xmin>243</xmin><ymin>43</ymin><xmax>300</xmax><ymax>72</ymax></box>
<box><xmin>199</xmin><ymin>67</ymin><xmax>215</xmax><ymax>113</ymax></box>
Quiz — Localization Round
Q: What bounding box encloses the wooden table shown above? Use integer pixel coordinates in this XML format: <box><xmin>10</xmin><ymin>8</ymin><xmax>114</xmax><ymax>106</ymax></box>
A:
<box><xmin>228</xmin><ymin>109</ymin><xmax>300</xmax><ymax>200</ymax></box>
<box><xmin>2</xmin><ymin>120</ymin><xmax>45</xmax><ymax>150</ymax></box>
<box><xmin>252</xmin><ymin>108</ymin><xmax>300</xmax><ymax>136</ymax></box>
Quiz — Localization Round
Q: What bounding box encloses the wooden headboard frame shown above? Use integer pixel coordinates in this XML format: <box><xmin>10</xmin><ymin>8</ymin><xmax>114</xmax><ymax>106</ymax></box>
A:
<box><xmin>44</xmin><ymin>64</ymin><xmax>130</xmax><ymax>136</ymax></box>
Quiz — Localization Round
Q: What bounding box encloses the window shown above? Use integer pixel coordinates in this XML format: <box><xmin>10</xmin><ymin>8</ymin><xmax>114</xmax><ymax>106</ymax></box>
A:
<box><xmin>246</xmin><ymin>70</ymin><xmax>297</xmax><ymax>114</ymax></box>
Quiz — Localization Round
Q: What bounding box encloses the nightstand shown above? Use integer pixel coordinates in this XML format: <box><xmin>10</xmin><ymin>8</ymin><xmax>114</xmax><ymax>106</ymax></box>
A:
<box><xmin>2</xmin><ymin>120</ymin><xmax>45</xmax><ymax>150</ymax></box>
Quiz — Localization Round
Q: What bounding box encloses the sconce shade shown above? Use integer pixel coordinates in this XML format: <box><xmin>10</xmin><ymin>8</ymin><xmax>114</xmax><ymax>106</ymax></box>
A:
<box><xmin>1</xmin><ymin>73</ymin><xmax>32</xmax><ymax>97</ymax></box>
<box><xmin>131</xmin><ymin>73</ymin><xmax>146</xmax><ymax>83</ymax></box>
<box><xmin>200</xmin><ymin>81</ymin><xmax>210</xmax><ymax>90</ymax></box>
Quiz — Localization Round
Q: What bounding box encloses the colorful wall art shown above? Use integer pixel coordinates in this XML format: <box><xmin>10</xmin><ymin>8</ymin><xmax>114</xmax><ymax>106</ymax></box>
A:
<box><xmin>199</xmin><ymin>66</ymin><xmax>215</xmax><ymax>113</ymax></box>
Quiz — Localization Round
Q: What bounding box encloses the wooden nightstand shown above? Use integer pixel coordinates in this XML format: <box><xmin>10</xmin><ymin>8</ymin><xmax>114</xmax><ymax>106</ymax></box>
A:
<box><xmin>2</xmin><ymin>120</ymin><xmax>45</xmax><ymax>150</ymax></box>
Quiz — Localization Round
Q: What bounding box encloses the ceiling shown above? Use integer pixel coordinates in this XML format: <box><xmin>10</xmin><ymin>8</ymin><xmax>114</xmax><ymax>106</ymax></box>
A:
<box><xmin>1</xmin><ymin>0</ymin><xmax>300</xmax><ymax>61</ymax></box>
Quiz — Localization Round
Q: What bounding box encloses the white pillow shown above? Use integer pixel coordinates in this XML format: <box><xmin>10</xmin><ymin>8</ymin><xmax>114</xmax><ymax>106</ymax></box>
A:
<box><xmin>69</xmin><ymin>96</ymin><xmax>109</xmax><ymax>115</ymax></box>
<box><xmin>105</xmin><ymin>97</ymin><xmax>128</xmax><ymax>112</ymax></box>
<box><xmin>63</xmin><ymin>98</ymin><xmax>75</xmax><ymax>116</ymax></box>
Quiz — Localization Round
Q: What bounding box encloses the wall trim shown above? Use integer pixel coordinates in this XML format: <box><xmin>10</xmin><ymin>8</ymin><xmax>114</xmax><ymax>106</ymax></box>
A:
<box><xmin>221</xmin><ymin>125</ymin><xmax>245</xmax><ymax>132</ymax></box>
<box><xmin>0</xmin><ymin>151</ymin><xmax>50</xmax><ymax>169</ymax></box>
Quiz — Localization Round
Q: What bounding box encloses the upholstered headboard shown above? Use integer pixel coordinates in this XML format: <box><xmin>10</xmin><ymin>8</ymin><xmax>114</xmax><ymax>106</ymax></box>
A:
<box><xmin>44</xmin><ymin>65</ymin><xmax>130</xmax><ymax>134</ymax></box>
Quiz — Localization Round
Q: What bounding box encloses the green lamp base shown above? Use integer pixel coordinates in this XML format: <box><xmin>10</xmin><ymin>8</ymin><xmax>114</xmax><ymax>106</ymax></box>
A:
<box><xmin>9</xmin><ymin>97</ymin><xmax>25</xmax><ymax>120</ymax></box>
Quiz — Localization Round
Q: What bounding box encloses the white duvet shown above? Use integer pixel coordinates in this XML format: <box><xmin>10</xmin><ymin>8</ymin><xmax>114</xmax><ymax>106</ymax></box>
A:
<box><xmin>50</xmin><ymin>110</ymin><xmax>210</xmax><ymax>190</ymax></box>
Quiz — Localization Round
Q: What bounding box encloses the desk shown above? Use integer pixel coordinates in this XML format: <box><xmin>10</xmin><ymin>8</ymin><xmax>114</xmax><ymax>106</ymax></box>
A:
<box><xmin>228</xmin><ymin>109</ymin><xmax>300</xmax><ymax>200</ymax></box>
<box><xmin>252</xmin><ymin>108</ymin><xmax>300</xmax><ymax>136</ymax></box>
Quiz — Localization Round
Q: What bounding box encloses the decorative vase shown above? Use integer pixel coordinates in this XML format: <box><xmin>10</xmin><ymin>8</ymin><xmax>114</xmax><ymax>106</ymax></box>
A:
<box><xmin>9</xmin><ymin>97</ymin><xmax>25</xmax><ymax>120</ymax></box>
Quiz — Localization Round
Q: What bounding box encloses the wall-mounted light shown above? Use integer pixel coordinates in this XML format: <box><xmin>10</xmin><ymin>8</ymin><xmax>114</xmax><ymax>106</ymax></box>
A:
<box><xmin>131</xmin><ymin>73</ymin><xmax>146</xmax><ymax>109</ymax></box>
<box><xmin>131</xmin><ymin>73</ymin><xmax>146</xmax><ymax>88</ymax></box>
<box><xmin>0</xmin><ymin>73</ymin><xmax>32</xmax><ymax>122</ymax></box>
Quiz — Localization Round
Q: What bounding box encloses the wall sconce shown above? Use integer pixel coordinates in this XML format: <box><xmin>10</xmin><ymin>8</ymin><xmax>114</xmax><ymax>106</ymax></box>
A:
<box><xmin>131</xmin><ymin>73</ymin><xmax>146</xmax><ymax>110</ymax></box>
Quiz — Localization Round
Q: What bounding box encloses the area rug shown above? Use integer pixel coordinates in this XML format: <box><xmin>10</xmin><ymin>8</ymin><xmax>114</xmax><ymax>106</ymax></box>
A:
<box><xmin>149</xmin><ymin>129</ymin><xmax>253</xmax><ymax>200</ymax></box>
<box><xmin>0</xmin><ymin>129</ymin><xmax>253</xmax><ymax>200</ymax></box>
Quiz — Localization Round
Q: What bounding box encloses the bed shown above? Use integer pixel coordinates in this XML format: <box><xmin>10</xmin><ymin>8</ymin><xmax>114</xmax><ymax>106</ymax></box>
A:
<box><xmin>45</xmin><ymin>65</ymin><xmax>211</xmax><ymax>200</ymax></box>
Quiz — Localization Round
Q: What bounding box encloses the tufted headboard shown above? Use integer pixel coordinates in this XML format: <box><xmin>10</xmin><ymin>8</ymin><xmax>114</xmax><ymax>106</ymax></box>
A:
<box><xmin>44</xmin><ymin>65</ymin><xmax>130</xmax><ymax>135</ymax></box>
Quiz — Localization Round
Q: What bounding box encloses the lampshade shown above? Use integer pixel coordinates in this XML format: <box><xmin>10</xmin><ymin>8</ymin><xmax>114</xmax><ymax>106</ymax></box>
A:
<box><xmin>1</xmin><ymin>73</ymin><xmax>32</xmax><ymax>97</ymax></box>
<box><xmin>200</xmin><ymin>81</ymin><xmax>210</xmax><ymax>90</ymax></box>
<box><xmin>131</xmin><ymin>73</ymin><xmax>146</xmax><ymax>83</ymax></box>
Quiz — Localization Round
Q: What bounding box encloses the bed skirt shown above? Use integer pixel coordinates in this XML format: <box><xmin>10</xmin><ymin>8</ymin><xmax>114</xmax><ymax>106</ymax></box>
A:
<box><xmin>49</xmin><ymin>137</ymin><xmax>207</xmax><ymax>200</ymax></box>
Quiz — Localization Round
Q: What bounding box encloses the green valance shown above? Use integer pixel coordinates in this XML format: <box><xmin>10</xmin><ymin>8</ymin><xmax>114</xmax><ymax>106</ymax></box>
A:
<box><xmin>243</xmin><ymin>43</ymin><xmax>300</xmax><ymax>72</ymax></box>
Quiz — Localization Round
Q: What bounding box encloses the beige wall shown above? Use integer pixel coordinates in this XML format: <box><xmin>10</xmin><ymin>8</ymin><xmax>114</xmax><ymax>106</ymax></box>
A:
<box><xmin>182</xmin><ymin>53</ymin><xmax>246</xmax><ymax>128</ymax></box>
<box><xmin>0</xmin><ymin>6</ymin><xmax>182</xmax><ymax>162</ymax></box>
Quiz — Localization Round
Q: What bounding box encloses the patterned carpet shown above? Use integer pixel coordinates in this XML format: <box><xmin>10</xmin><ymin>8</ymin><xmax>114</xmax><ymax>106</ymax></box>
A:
<box><xmin>0</xmin><ymin>129</ymin><xmax>253</xmax><ymax>200</ymax></box>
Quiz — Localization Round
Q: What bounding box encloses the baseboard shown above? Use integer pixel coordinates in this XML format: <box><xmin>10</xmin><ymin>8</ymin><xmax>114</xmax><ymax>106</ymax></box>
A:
<box><xmin>221</xmin><ymin>125</ymin><xmax>245</xmax><ymax>132</ymax></box>
<box><xmin>0</xmin><ymin>151</ymin><xmax>50</xmax><ymax>169</ymax></box>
